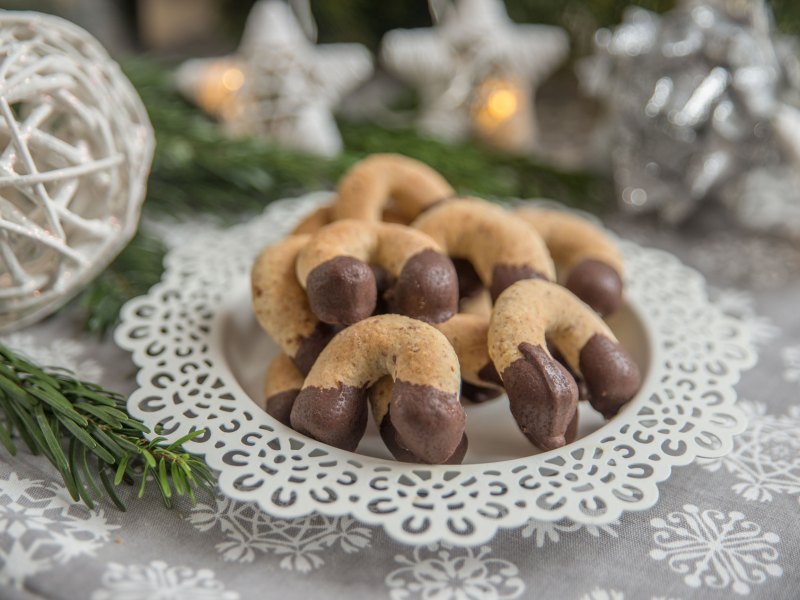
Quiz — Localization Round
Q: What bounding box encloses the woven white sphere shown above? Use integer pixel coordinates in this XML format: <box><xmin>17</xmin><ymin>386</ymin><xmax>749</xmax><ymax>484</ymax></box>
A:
<box><xmin>0</xmin><ymin>11</ymin><xmax>154</xmax><ymax>332</ymax></box>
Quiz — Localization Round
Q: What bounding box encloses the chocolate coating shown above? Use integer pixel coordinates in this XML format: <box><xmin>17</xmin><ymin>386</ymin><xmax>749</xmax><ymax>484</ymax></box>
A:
<box><xmin>460</xmin><ymin>381</ymin><xmax>503</xmax><ymax>403</ymax></box>
<box><xmin>565</xmin><ymin>406</ymin><xmax>579</xmax><ymax>444</ymax></box>
<box><xmin>371</xmin><ymin>265</ymin><xmax>396</xmax><ymax>316</ymax></box>
<box><xmin>389</xmin><ymin>380</ymin><xmax>465</xmax><ymax>464</ymax></box>
<box><xmin>566</xmin><ymin>259</ymin><xmax>623</xmax><ymax>316</ymax></box>
<box><xmin>391</xmin><ymin>249</ymin><xmax>458</xmax><ymax>324</ymax></box>
<box><xmin>380</xmin><ymin>411</ymin><xmax>468</xmax><ymax>464</ymax></box>
<box><xmin>306</xmin><ymin>256</ymin><xmax>377</xmax><ymax>325</ymax></box>
<box><xmin>549</xmin><ymin>345</ymin><xmax>590</xmax><ymax>402</ymax></box>
<box><xmin>579</xmin><ymin>333</ymin><xmax>641</xmax><ymax>418</ymax></box>
<box><xmin>501</xmin><ymin>342</ymin><xmax>578</xmax><ymax>450</ymax></box>
<box><xmin>290</xmin><ymin>383</ymin><xmax>369</xmax><ymax>451</ymax></box>
<box><xmin>489</xmin><ymin>264</ymin><xmax>545</xmax><ymax>302</ymax></box>
<box><xmin>477</xmin><ymin>361</ymin><xmax>503</xmax><ymax>387</ymax></box>
<box><xmin>294</xmin><ymin>323</ymin><xmax>340</xmax><ymax>375</ymax></box>
<box><xmin>452</xmin><ymin>257</ymin><xmax>483</xmax><ymax>299</ymax></box>
<box><xmin>265</xmin><ymin>390</ymin><xmax>299</xmax><ymax>426</ymax></box>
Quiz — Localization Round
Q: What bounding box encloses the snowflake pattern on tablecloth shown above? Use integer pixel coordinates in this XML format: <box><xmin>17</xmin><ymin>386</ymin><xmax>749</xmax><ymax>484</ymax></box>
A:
<box><xmin>580</xmin><ymin>589</ymin><xmax>681</xmax><ymax>600</ymax></box>
<box><xmin>188</xmin><ymin>495</ymin><xmax>371</xmax><ymax>572</ymax></box>
<box><xmin>519</xmin><ymin>519</ymin><xmax>619</xmax><ymax>547</ymax></box>
<box><xmin>685</xmin><ymin>231</ymin><xmax>800</xmax><ymax>290</ymax></box>
<box><xmin>1</xmin><ymin>332</ymin><xmax>103</xmax><ymax>381</ymax></box>
<box><xmin>91</xmin><ymin>561</ymin><xmax>239</xmax><ymax>600</ymax></box>
<box><xmin>385</xmin><ymin>543</ymin><xmax>525</xmax><ymax>600</ymax></box>
<box><xmin>649</xmin><ymin>504</ymin><xmax>782</xmax><ymax>595</ymax></box>
<box><xmin>783</xmin><ymin>345</ymin><xmax>800</xmax><ymax>384</ymax></box>
<box><xmin>710</xmin><ymin>288</ymin><xmax>779</xmax><ymax>346</ymax></box>
<box><xmin>0</xmin><ymin>471</ymin><xmax>117</xmax><ymax>587</ymax></box>
<box><xmin>701</xmin><ymin>401</ymin><xmax>800</xmax><ymax>502</ymax></box>
<box><xmin>605</xmin><ymin>218</ymin><xmax>800</xmax><ymax>290</ymax></box>
<box><xmin>581</xmin><ymin>590</ymin><xmax>625</xmax><ymax>600</ymax></box>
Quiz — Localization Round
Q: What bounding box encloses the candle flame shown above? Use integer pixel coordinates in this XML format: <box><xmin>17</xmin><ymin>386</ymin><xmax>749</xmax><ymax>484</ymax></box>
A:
<box><xmin>222</xmin><ymin>67</ymin><xmax>245</xmax><ymax>92</ymax></box>
<box><xmin>486</xmin><ymin>88</ymin><xmax>518</xmax><ymax>120</ymax></box>
<box><xmin>197</xmin><ymin>61</ymin><xmax>245</xmax><ymax>117</ymax></box>
<box><xmin>474</xmin><ymin>78</ymin><xmax>522</xmax><ymax>130</ymax></box>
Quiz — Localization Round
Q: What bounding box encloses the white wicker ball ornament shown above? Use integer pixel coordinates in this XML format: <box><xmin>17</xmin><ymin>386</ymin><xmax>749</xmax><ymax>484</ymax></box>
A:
<box><xmin>0</xmin><ymin>11</ymin><xmax>154</xmax><ymax>332</ymax></box>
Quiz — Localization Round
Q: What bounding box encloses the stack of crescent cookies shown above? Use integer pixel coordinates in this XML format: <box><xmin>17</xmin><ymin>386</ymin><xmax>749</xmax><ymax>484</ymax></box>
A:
<box><xmin>251</xmin><ymin>154</ymin><xmax>641</xmax><ymax>465</ymax></box>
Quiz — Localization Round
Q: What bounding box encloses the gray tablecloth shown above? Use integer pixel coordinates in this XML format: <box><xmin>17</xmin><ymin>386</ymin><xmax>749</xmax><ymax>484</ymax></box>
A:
<box><xmin>1</xmin><ymin>210</ymin><xmax>798</xmax><ymax>600</ymax></box>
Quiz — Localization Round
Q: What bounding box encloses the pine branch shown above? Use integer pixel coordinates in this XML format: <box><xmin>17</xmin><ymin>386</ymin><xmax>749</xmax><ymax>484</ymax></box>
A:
<box><xmin>0</xmin><ymin>343</ymin><xmax>215</xmax><ymax>510</ymax></box>
<box><xmin>77</xmin><ymin>231</ymin><xmax>167</xmax><ymax>336</ymax></box>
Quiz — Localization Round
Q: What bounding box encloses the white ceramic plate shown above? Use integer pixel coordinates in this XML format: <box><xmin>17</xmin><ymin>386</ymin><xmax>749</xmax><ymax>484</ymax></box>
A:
<box><xmin>116</xmin><ymin>193</ymin><xmax>754</xmax><ymax>545</ymax></box>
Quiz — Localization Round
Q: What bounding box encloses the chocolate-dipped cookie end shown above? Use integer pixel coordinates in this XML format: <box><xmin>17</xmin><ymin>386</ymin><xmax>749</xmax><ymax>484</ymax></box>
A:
<box><xmin>460</xmin><ymin>381</ymin><xmax>503</xmax><ymax>403</ymax></box>
<box><xmin>392</xmin><ymin>249</ymin><xmax>458</xmax><ymax>324</ymax></box>
<box><xmin>502</xmin><ymin>343</ymin><xmax>578</xmax><ymax>451</ymax></box>
<box><xmin>452</xmin><ymin>257</ymin><xmax>484</xmax><ymax>299</ymax></box>
<box><xmin>265</xmin><ymin>390</ymin><xmax>299</xmax><ymax>426</ymax></box>
<box><xmin>477</xmin><ymin>361</ymin><xmax>503</xmax><ymax>387</ymax></box>
<box><xmin>294</xmin><ymin>323</ymin><xmax>340</xmax><ymax>375</ymax></box>
<box><xmin>566</xmin><ymin>259</ymin><xmax>623</xmax><ymax>317</ymax></box>
<box><xmin>306</xmin><ymin>256</ymin><xmax>376</xmax><ymax>325</ymax></box>
<box><xmin>380</xmin><ymin>411</ymin><xmax>468</xmax><ymax>464</ymax></box>
<box><xmin>389</xmin><ymin>380</ymin><xmax>465</xmax><ymax>464</ymax></box>
<box><xmin>290</xmin><ymin>384</ymin><xmax>368</xmax><ymax>451</ymax></box>
<box><xmin>490</xmin><ymin>264</ymin><xmax>545</xmax><ymax>302</ymax></box>
<box><xmin>579</xmin><ymin>333</ymin><xmax>641</xmax><ymax>418</ymax></box>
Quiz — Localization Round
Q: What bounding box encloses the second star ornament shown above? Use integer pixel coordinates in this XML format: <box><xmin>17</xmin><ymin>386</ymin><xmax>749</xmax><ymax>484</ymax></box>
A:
<box><xmin>381</xmin><ymin>0</ymin><xmax>568</xmax><ymax>153</ymax></box>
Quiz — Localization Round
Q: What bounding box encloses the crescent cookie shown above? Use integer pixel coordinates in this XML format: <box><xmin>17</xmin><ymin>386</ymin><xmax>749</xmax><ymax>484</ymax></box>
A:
<box><xmin>290</xmin><ymin>315</ymin><xmax>465</xmax><ymax>464</ymax></box>
<box><xmin>292</xmin><ymin>205</ymin><xmax>333</xmax><ymax>235</ymax></box>
<box><xmin>333</xmin><ymin>153</ymin><xmax>454</xmax><ymax>222</ymax></box>
<box><xmin>489</xmin><ymin>279</ymin><xmax>640</xmax><ymax>450</ymax></box>
<box><xmin>413</xmin><ymin>198</ymin><xmax>556</xmax><ymax>301</ymax></box>
<box><xmin>435</xmin><ymin>313</ymin><xmax>503</xmax><ymax>402</ymax></box>
<box><xmin>460</xmin><ymin>289</ymin><xmax>492</xmax><ymax>318</ymax></box>
<box><xmin>445</xmin><ymin>291</ymin><xmax>504</xmax><ymax>402</ymax></box>
<box><xmin>262</xmin><ymin>353</ymin><xmax>304</xmax><ymax>426</ymax></box>
<box><xmin>293</xmin><ymin>203</ymin><xmax>413</xmax><ymax>235</ymax></box>
<box><xmin>515</xmin><ymin>207</ymin><xmax>625</xmax><ymax>316</ymax></box>
<box><xmin>251</xmin><ymin>235</ymin><xmax>338</xmax><ymax>374</ymax></box>
<box><xmin>295</xmin><ymin>220</ymin><xmax>458</xmax><ymax>325</ymax></box>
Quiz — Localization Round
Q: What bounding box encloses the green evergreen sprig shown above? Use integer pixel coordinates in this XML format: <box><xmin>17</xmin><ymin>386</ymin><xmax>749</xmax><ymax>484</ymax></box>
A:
<box><xmin>78</xmin><ymin>231</ymin><xmax>167</xmax><ymax>336</ymax></box>
<box><xmin>0</xmin><ymin>344</ymin><xmax>215</xmax><ymax>510</ymax></box>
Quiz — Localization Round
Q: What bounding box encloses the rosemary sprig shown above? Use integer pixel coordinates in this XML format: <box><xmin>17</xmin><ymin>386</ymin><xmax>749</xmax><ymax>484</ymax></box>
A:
<box><xmin>0</xmin><ymin>343</ymin><xmax>215</xmax><ymax>510</ymax></box>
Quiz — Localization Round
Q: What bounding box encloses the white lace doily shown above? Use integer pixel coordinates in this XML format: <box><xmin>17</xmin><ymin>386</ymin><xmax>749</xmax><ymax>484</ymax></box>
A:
<box><xmin>115</xmin><ymin>193</ymin><xmax>754</xmax><ymax>545</ymax></box>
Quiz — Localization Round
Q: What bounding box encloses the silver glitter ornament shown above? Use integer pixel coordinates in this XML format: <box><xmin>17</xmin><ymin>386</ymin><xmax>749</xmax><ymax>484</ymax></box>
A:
<box><xmin>579</xmin><ymin>0</ymin><xmax>800</xmax><ymax>236</ymax></box>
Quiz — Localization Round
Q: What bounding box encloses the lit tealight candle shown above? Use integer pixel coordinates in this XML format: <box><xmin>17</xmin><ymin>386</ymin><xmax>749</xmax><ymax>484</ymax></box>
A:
<box><xmin>475</xmin><ymin>79</ymin><xmax>520</xmax><ymax>126</ymax></box>
<box><xmin>177</xmin><ymin>58</ymin><xmax>247</xmax><ymax>119</ymax></box>
<box><xmin>470</xmin><ymin>76</ymin><xmax>534</xmax><ymax>153</ymax></box>
<box><xmin>221</xmin><ymin>66</ymin><xmax>245</xmax><ymax>92</ymax></box>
